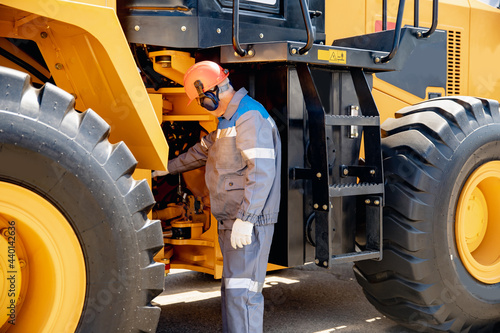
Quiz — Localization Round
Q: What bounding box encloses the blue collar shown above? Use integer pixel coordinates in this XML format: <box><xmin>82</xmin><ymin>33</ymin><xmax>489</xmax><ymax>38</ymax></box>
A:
<box><xmin>220</xmin><ymin>88</ymin><xmax>248</xmax><ymax>120</ymax></box>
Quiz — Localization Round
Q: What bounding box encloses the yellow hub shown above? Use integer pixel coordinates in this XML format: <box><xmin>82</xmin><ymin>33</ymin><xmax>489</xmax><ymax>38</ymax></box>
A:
<box><xmin>0</xmin><ymin>182</ymin><xmax>86</xmax><ymax>332</ymax></box>
<box><xmin>456</xmin><ymin>161</ymin><xmax>500</xmax><ymax>284</ymax></box>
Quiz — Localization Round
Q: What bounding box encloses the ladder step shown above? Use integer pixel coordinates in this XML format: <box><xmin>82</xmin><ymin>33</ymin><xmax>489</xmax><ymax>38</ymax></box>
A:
<box><xmin>329</xmin><ymin>182</ymin><xmax>383</xmax><ymax>197</ymax></box>
<box><xmin>325</xmin><ymin>115</ymin><xmax>379</xmax><ymax>126</ymax></box>
<box><xmin>331</xmin><ymin>250</ymin><xmax>381</xmax><ymax>264</ymax></box>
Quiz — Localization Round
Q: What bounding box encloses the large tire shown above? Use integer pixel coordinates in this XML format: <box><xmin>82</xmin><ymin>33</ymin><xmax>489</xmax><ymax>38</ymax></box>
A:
<box><xmin>0</xmin><ymin>67</ymin><xmax>164</xmax><ymax>332</ymax></box>
<box><xmin>354</xmin><ymin>97</ymin><xmax>500</xmax><ymax>332</ymax></box>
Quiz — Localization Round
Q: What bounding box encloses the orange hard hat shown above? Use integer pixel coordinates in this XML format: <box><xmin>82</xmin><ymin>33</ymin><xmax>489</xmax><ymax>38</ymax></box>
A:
<box><xmin>183</xmin><ymin>61</ymin><xmax>229</xmax><ymax>105</ymax></box>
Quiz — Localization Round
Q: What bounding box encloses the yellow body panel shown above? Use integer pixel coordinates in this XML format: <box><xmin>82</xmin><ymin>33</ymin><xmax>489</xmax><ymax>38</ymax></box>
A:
<box><xmin>0</xmin><ymin>0</ymin><xmax>168</xmax><ymax>170</ymax></box>
<box><xmin>469</xmin><ymin>0</ymin><xmax>500</xmax><ymax>99</ymax></box>
<box><xmin>325</xmin><ymin>1</ymin><xmax>366</xmax><ymax>44</ymax></box>
<box><xmin>373</xmin><ymin>77</ymin><xmax>423</xmax><ymax>122</ymax></box>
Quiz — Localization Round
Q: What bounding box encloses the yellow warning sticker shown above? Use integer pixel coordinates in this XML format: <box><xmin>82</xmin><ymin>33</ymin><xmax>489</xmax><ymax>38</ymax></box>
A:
<box><xmin>318</xmin><ymin>49</ymin><xmax>347</xmax><ymax>64</ymax></box>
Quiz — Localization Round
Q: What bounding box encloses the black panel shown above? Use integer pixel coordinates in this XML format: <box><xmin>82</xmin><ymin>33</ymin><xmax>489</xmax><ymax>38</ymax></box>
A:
<box><xmin>118</xmin><ymin>0</ymin><xmax>325</xmax><ymax>48</ymax></box>
<box><xmin>375</xmin><ymin>29</ymin><xmax>447</xmax><ymax>99</ymax></box>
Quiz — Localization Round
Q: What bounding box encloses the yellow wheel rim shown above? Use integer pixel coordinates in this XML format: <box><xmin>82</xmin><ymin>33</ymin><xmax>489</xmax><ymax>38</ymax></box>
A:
<box><xmin>0</xmin><ymin>182</ymin><xmax>86</xmax><ymax>332</ymax></box>
<box><xmin>456</xmin><ymin>161</ymin><xmax>500</xmax><ymax>284</ymax></box>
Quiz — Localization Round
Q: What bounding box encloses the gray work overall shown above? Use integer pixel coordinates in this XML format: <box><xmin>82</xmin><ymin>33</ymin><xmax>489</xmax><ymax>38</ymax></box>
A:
<box><xmin>219</xmin><ymin>224</ymin><xmax>274</xmax><ymax>333</ymax></box>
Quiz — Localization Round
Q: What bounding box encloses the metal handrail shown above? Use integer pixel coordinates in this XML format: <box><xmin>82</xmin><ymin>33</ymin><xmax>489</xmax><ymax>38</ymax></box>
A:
<box><xmin>381</xmin><ymin>0</ymin><xmax>406</xmax><ymax>63</ymax></box>
<box><xmin>298</xmin><ymin>0</ymin><xmax>315</xmax><ymax>55</ymax></box>
<box><xmin>383</xmin><ymin>0</ymin><xmax>388</xmax><ymax>31</ymax></box>
<box><xmin>232</xmin><ymin>0</ymin><xmax>247</xmax><ymax>57</ymax></box>
<box><xmin>421</xmin><ymin>0</ymin><xmax>438</xmax><ymax>38</ymax></box>
<box><xmin>414</xmin><ymin>0</ymin><xmax>419</xmax><ymax>27</ymax></box>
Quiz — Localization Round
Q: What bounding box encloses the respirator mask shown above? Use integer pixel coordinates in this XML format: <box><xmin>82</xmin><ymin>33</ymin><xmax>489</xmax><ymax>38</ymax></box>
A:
<box><xmin>194</xmin><ymin>80</ymin><xmax>231</xmax><ymax>112</ymax></box>
<box><xmin>194</xmin><ymin>80</ymin><xmax>219</xmax><ymax>111</ymax></box>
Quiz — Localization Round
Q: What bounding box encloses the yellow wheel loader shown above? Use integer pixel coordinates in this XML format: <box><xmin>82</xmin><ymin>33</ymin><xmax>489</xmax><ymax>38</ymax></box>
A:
<box><xmin>0</xmin><ymin>0</ymin><xmax>499</xmax><ymax>332</ymax></box>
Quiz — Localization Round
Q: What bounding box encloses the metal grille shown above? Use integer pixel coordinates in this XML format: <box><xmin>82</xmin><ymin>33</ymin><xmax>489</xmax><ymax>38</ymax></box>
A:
<box><xmin>447</xmin><ymin>30</ymin><xmax>461</xmax><ymax>95</ymax></box>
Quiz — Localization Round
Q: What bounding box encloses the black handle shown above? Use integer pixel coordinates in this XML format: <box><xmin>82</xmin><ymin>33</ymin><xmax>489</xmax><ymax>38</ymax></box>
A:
<box><xmin>232</xmin><ymin>0</ymin><xmax>247</xmax><ymax>57</ymax></box>
<box><xmin>421</xmin><ymin>0</ymin><xmax>438</xmax><ymax>38</ymax></box>
<box><xmin>298</xmin><ymin>0</ymin><xmax>315</xmax><ymax>55</ymax></box>
<box><xmin>381</xmin><ymin>0</ymin><xmax>406</xmax><ymax>63</ymax></box>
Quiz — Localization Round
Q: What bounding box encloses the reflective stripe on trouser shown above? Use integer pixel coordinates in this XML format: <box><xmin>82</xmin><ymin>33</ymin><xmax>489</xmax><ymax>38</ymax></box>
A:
<box><xmin>219</xmin><ymin>224</ymin><xmax>274</xmax><ymax>333</ymax></box>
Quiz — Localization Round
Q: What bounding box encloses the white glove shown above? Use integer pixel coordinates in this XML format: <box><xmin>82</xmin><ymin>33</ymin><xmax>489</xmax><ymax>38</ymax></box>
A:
<box><xmin>152</xmin><ymin>170</ymin><xmax>169</xmax><ymax>178</ymax></box>
<box><xmin>230</xmin><ymin>219</ymin><xmax>254</xmax><ymax>249</ymax></box>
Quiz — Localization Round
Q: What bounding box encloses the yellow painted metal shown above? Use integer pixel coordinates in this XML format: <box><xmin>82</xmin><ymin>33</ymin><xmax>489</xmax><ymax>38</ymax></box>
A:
<box><xmin>151</xmin><ymin>87</ymin><xmax>219</xmax><ymax>133</ymax></box>
<box><xmin>456</xmin><ymin>161</ymin><xmax>500</xmax><ymax>284</ymax></box>
<box><xmin>150</xmin><ymin>50</ymin><xmax>195</xmax><ymax>86</ymax></box>
<box><xmin>0</xmin><ymin>1</ymin><xmax>168</xmax><ymax>171</ymax></box>
<box><xmin>326</xmin><ymin>0</ymin><xmax>468</xmax><ymax>42</ymax></box>
<box><xmin>267</xmin><ymin>263</ymin><xmax>287</xmax><ymax>272</ymax></box>
<box><xmin>149</xmin><ymin>93</ymin><xmax>164</xmax><ymax>124</ymax></box>
<box><xmin>74</xmin><ymin>0</ymin><xmax>115</xmax><ymax>8</ymax></box>
<box><xmin>0</xmin><ymin>182</ymin><xmax>86</xmax><ymax>331</ymax></box>
<box><xmin>167</xmin><ymin>214</ymin><xmax>224</xmax><ymax>279</ymax></box>
<box><xmin>324</xmin><ymin>1</ymin><xmax>365</xmax><ymax>45</ymax></box>
<box><xmin>133</xmin><ymin>168</ymin><xmax>153</xmax><ymax>188</ymax></box>
<box><xmin>153</xmin><ymin>206</ymin><xmax>184</xmax><ymax>221</ymax></box>
<box><xmin>133</xmin><ymin>168</ymin><xmax>154</xmax><ymax>220</ymax></box>
<box><xmin>373</xmin><ymin>77</ymin><xmax>423</xmax><ymax>123</ymax></box>
<box><xmin>163</xmin><ymin>114</ymin><xmax>215</xmax><ymax>122</ymax></box>
<box><xmin>469</xmin><ymin>0</ymin><xmax>500</xmax><ymax>99</ymax></box>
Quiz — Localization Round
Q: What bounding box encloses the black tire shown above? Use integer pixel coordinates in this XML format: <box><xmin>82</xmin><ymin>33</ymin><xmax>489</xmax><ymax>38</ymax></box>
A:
<box><xmin>354</xmin><ymin>96</ymin><xmax>500</xmax><ymax>332</ymax></box>
<box><xmin>0</xmin><ymin>67</ymin><xmax>164</xmax><ymax>331</ymax></box>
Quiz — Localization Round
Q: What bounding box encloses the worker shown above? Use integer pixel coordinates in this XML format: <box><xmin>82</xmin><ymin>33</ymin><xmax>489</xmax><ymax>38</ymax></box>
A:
<box><xmin>154</xmin><ymin>60</ymin><xmax>281</xmax><ymax>332</ymax></box>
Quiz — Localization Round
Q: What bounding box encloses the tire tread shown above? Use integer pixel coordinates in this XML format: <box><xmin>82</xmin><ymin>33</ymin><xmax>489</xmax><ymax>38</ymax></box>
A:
<box><xmin>0</xmin><ymin>67</ymin><xmax>163</xmax><ymax>333</ymax></box>
<box><xmin>356</xmin><ymin>97</ymin><xmax>500</xmax><ymax>332</ymax></box>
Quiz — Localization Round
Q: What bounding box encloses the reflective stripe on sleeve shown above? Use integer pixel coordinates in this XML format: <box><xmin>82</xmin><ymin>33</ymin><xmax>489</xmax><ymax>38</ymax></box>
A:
<box><xmin>267</xmin><ymin>117</ymin><xmax>275</xmax><ymax>128</ymax></box>
<box><xmin>224</xmin><ymin>278</ymin><xmax>264</xmax><ymax>293</ymax></box>
<box><xmin>217</xmin><ymin>126</ymin><xmax>237</xmax><ymax>139</ymax></box>
<box><xmin>242</xmin><ymin>148</ymin><xmax>275</xmax><ymax>160</ymax></box>
<box><xmin>201</xmin><ymin>137</ymin><xmax>208</xmax><ymax>150</ymax></box>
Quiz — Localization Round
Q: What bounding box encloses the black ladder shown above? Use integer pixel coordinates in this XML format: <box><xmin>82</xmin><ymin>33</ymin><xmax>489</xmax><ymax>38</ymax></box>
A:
<box><xmin>293</xmin><ymin>64</ymin><xmax>384</xmax><ymax>268</ymax></box>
